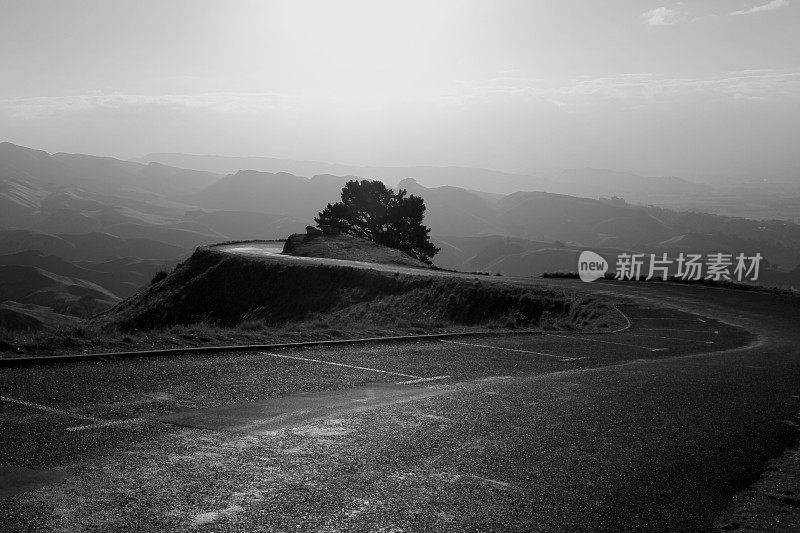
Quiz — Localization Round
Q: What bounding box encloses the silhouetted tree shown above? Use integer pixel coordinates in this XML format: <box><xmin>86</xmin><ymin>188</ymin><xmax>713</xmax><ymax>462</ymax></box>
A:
<box><xmin>315</xmin><ymin>180</ymin><xmax>439</xmax><ymax>263</ymax></box>
<box><xmin>150</xmin><ymin>270</ymin><xmax>169</xmax><ymax>285</ymax></box>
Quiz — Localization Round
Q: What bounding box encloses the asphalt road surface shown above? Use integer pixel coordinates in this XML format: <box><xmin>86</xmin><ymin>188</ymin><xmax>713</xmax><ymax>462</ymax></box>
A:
<box><xmin>1</xmin><ymin>257</ymin><xmax>799</xmax><ymax>531</ymax></box>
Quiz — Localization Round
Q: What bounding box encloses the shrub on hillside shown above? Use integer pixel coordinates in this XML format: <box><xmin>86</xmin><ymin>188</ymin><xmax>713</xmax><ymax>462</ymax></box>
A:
<box><xmin>150</xmin><ymin>270</ymin><xmax>169</xmax><ymax>285</ymax></box>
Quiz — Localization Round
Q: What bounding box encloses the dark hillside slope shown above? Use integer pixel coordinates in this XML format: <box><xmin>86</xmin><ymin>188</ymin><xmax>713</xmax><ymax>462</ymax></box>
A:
<box><xmin>0</xmin><ymin>251</ymin><xmax>170</xmax><ymax>298</ymax></box>
<box><xmin>0</xmin><ymin>265</ymin><xmax>120</xmax><ymax>317</ymax></box>
<box><xmin>0</xmin><ymin>230</ymin><xmax>187</xmax><ymax>262</ymax></box>
<box><xmin>99</xmin><ymin>247</ymin><xmax>623</xmax><ymax>332</ymax></box>
<box><xmin>0</xmin><ymin>301</ymin><xmax>81</xmax><ymax>332</ymax></box>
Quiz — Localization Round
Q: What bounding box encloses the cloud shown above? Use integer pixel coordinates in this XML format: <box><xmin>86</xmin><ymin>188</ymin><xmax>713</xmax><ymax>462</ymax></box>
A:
<box><xmin>642</xmin><ymin>7</ymin><xmax>684</xmax><ymax>26</ymax></box>
<box><xmin>2</xmin><ymin>69</ymin><xmax>799</xmax><ymax>123</ymax></box>
<box><xmin>543</xmin><ymin>70</ymin><xmax>800</xmax><ymax>104</ymax></box>
<box><xmin>731</xmin><ymin>0</ymin><xmax>789</xmax><ymax>16</ymax></box>
<box><xmin>444</xmin><ymin>70</ymin><xmax>800</xmax><ymax>111</ymax></box>
<box><xmin>0</xmin><ymin>92</ymin><xmax>304</xmax><ymax>119</ymax></box>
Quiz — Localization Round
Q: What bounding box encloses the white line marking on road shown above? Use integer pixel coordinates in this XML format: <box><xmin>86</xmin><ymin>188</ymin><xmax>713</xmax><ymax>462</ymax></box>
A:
<box><xmin>439</xmin><ymin>340</ymin><xmax>581</xmax><ymax>361</ymax></box>
<box><xmin>262</xmin><ymin>352</ymin><xmax>423</xmax><ymax>379</ymax></box>
<box><xmin>621</xmin><ymin>333</ymin><xmax>714</xmax><ymax>345</ymax></box>
<box><xmin>1</xmin><ymin>396</ymin><xmax>156</xmax><ymax>433</ymax></box>
<box><xmin>544</xmin><ymin>334</ymin><xmax>667</xmax><ymax>352</ymax></box>
<box><xmin>396</xmin><ymin>375</ymin><xmax>451</xmax><ymax>385</ymax></box>
<box><xmin>0</xmin><ymin>395</ymin><xmax>99</xmax><ymax>422</ymax></box>
<box><xmin>634</xmin><ymin>317</ymin><xmax>706</xmax><ymax>322</ymax></box>
<box><xmin>638</xmin><ymin>329</ymin><xmax>718</xmax><ymax>333</ymax></box>
<box><xmin>66</xmin><ymin>418</ymin><xmax>147</xmax><ymax>432</ymax></box>
<box><xmin>470</xmin><ymin>475</ymin><xmax>515</xmax><ymax>490</ymax></box>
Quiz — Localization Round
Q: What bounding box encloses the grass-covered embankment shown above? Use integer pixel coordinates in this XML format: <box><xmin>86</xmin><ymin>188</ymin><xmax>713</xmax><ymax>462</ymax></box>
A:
<box><xmin>0</xmin><ymin>245</ymin><xmax>625</xmax><ymax>356</ymax></box>
<box><xmin>99</xmin><ymin>246</ymin><xmax>622</xmax><ymax>332</ymax></box>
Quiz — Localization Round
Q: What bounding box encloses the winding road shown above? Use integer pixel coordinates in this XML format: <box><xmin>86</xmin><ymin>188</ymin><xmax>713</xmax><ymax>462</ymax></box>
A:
<box><xmin>1</xmin><ymin>245</ymin><xmax>799</xmax><ymax>531</ymax></box>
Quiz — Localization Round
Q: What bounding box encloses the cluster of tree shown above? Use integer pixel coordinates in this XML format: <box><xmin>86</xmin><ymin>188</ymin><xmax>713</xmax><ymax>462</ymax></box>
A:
<box><xmin>315</xmin><ymin>180</ymin><xmax>439</xmax><ymax>263</ymax></box>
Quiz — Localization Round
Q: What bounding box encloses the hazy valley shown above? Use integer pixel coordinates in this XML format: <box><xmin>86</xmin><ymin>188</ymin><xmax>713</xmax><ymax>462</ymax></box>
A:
<box><xmin>1</xmin><ymin>140</ymin><xmax>800</xmax><ymax>337</ymax></box>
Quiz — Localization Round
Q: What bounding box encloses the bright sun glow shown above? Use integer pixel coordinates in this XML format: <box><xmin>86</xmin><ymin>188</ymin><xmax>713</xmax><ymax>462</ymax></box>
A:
<box><xmin>263</xmin><ymin>0</ymin><xmax>454</xmax><ymax>101</ymax></box>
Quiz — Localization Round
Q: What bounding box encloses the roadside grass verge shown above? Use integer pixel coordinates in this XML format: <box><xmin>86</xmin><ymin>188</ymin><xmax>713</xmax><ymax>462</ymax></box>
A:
<box><xmin>0</xmin><ymin>248</ymin><xmax>625</xmax><ymax>356</ymax></box>
<box><xmin>0</xmin><ymin>318</ymin><xmax>480</xmax><ymax>357</ymax></box>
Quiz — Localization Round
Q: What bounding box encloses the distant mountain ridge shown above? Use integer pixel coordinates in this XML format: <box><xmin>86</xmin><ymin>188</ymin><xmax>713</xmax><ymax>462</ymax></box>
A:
<box><xmin>137</xmin><ymin>151</ymin><xmax>705</xmax><ymax>199</ymax></box>
<box><xmin>0</xmin><ymin>142</ymin><xmax>221</xmax><ymax>195</ymax></box>
<box><xmin>181</xmin><ymin>170</ymin><xmax>351</xmax><ymax>219</ymax></box>
<box><xmin>136</xmin><ymin>152</ymin><xmax>554</xmax><ymax>194</ymax></box>
<box><xmin>182</xmin><ymin>169</ymin><xmax>800</xmax><ymax>277</ymax></box>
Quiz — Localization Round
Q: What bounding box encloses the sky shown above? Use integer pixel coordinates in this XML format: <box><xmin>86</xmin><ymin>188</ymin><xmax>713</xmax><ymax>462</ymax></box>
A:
<box><xmin>0</xmin><ymin>0</ymin><xmax>798</xmax><ymax>179</ymax></box>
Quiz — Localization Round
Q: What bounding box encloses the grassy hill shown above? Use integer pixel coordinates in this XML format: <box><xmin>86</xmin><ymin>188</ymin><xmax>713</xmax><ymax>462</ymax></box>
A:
<box><xmin>98</xmin><ymin>245</ymin><xmax>623</xmax><ymax>333</ymax></box>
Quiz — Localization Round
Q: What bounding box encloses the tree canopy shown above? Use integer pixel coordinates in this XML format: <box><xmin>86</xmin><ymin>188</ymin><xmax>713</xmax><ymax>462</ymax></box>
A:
<box><xmin>315</xmin><ymin>179</ymin><xmax>440</xmax><ymax>264</ymax></box>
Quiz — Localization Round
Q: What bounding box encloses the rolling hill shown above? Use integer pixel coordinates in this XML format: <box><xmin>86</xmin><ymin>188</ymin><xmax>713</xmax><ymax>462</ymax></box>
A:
<box><xmin>0</xmin><ymin>251</ymin><xmax>171</xmax><ymax>298</ymax></box>
<box><xmin>0</xmin><ymin>301</ymin><xmax>81</xmax><ymax>332</ymax></box>
<box><xmin>0</xmin><ymin>265</ymin><xmax>120</xmax><ymax>319</ymax></box>
<box><xmin>0</xmin><ymin>230</ymin><xmax>188</xmax><ymax>262</ymax></box>
<box><xmin>2</xmin><ymin>139</ymin><xmax>799</xmax><ymax>327</ymax></box>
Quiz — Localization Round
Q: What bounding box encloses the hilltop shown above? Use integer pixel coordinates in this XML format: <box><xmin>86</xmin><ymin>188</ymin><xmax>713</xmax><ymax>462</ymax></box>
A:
<box><xmin>97</xmin><ymin>243</ymin><xmax>624</xmax><ymax>335</ymax></box>
<box><xmin>282</xmin><ymin>230</ymin><xmax>430</xmax><ymax>268</ymax></box>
